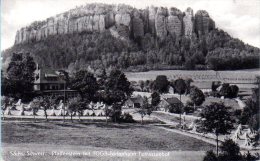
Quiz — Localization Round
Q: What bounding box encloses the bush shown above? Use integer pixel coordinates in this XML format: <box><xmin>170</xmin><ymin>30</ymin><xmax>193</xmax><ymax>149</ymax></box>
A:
<box><xmin>219</xmin><ymin>84</ymin><xmax>239</xmax><ymax>98</ymax></box>
<box><xmin>204</xmin><ymin>92</ymin><xmax>210</xmax><ymax>97</ymax></box>
<box><xmin>195</xmin><ymin>65</ymin><xmax>207</xmax><ymax>70</ymax></box>
<box><xmin>248</xmin><ymin>114</ymin><xmax>260</xmax><ymax>131</ymax></box>
<box><xmin>234</xmin><ymin>109</ymin><xmax>242</xmax><ymax>116</ymax></box>
<box><xmin>120</xmin><ymin>113</ymin><xmax>136</xmax><ymax>123</ymax></box>
<box><xmin>209</xmin><ymin>91</ymin><xmax>221</xmax><ymax>98</ymax></box>
<box><xmin>243</xmin><ymin>151</ymin><xmax>259</xmax><ymax>161</ymax></box>
<box><xmin>183</xmin><ymin>105</ymin><xmax>195</xmax><ymax>113</ymax></box>
<box><xmin>203</xmin><ymin>139</ymin><xmax>259</xmax><ymax>161</ymax></box>
<box><xmin>184</xmin><ymin>58</ymin><xmax>195</xmax><ymax>70</ymax></box>
<box><xmin>203</xmin><ymin>150</ymin><xmax>218</xmax><ymax>161</ymax></box>
<box><xmin>168</xmin><ymin>104</ymin><xmax>182</xmax><ymax>114</ymax></box>
<box><xmin>107</xmin><ymin>108</ymin><xmax>121</xmax><ymax>123</ymax></box>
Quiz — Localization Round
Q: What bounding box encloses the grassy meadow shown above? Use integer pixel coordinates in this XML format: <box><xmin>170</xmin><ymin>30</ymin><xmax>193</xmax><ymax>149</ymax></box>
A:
<box><xmin>2</xmin><ymin>121</ymin><xmax>214</xmax><ymax>161</ymax></box>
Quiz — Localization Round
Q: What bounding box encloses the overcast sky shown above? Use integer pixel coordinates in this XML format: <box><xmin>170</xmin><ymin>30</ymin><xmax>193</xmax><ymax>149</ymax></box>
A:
<box><xmin>1</xmin><ymin>0</ymin><xmax>260</xmax><ymax>50</ymax></box>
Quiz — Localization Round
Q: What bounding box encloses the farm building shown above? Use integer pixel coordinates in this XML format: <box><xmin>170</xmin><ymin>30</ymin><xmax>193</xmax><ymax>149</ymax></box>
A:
<box><xmin>158</xmin><ymin>97</ymin><xmax>183</xmax><ymax>112</ymax></box>
<box><xmin>125</xmin><ymin>95</ymin><xmax>145</xmax><ymax>108</ymax></box>
<box><xmin>202</xmin><ymin>97</ymin><xmax>244</xmax><ymax>110</ymax></box>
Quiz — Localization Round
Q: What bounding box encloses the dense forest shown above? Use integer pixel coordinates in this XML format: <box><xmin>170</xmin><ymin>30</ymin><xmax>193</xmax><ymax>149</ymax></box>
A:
<box><xmin>2</xmin><ymin>3</ymin><xmax>259</xmax><ymax>72</ymax></box>
<box><xmin>3</xmin><ymin>28</ymin><xmax>259</xmax><ymax>72</ymax></box>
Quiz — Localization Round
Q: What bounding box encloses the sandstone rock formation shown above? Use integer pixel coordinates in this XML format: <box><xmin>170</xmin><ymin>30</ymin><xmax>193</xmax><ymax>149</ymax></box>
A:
<box><xmin>14</xmin><ymin>4</ymin><xmax>215</xmax><ymax>45</ymax></box>
<box><xmin>115</xmin><ymin>13</ymin><xmax>131</xmax><ymax>27</ymax></box>
<box><xmin>140</xmin><ymin>9</ymin><xmax>149</xmax><ymax>34</ymax></box>
<box><xmin>167</xmin><ymin>7</ymin><xmax>183</xmax><ymax>37</ymax></box>
<box><xmin>148</xmin><ymin>6</ymin><xmax>157</xmax><ymax>36</ymax></box>
<box><xmin>183</xmin><ymin>7</ymin><xmax>194</xmax><ymax>38</ymax></box>
<box><xmin>195</xmin><ymin>10</ymin><xmax>215</xmax><ymax>37</ymax></box>
<box><xmin>132</xmin><ymin>11</ymin><xmax>144</xmax><ymax>39</ymax></box>
<box><xmin>155</xmin><ymin>7</ymin><xmax>168</xmax><ymax>40</ymax></box>
<box><xmin>105</xmin><ymin>12</ymin><xmax>115</xmax><ymax>29</ymax></box>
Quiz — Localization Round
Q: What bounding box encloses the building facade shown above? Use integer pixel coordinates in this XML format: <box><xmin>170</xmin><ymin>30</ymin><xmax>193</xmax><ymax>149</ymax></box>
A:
<box><xmin>34</xmin><ymin>66</ymin><xmax>79</xmax><ymax>98</ymax></box>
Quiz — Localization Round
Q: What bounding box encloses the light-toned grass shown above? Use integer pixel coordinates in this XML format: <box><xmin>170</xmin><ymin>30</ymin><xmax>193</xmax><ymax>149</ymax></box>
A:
<box><xmin>2</xmin><ymin>121</ymin><xmax>213</xmax><ymax>151</ymax></box>
<box><xmin>2</xmin><ymin>121</ymin><xmax>214</xmax><ymax>161</ymax></box>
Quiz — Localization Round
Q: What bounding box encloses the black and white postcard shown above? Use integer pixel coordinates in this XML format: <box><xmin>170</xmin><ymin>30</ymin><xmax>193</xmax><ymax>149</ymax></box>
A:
<box><xmin>1</xmin><ymin>0</ymin><xmax>260</xmax><ymax>160</ymax></box>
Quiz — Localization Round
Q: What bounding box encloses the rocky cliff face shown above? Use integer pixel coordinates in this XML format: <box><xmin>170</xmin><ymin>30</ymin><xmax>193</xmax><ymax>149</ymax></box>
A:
<box><xmin>183</xmin><ymin>7</ymin><xmax>194</xmax><ymax>38</ymax></box>
<box><xmin>167</xmin><ymin>7</ymin><xmax>183</xmax><ymax>37</ymax></box>
<box><xmin>194</xmin><ymin>10</ymin><xmax>215</xmax><ymax>36</ymax></box>
<box><xmin>14</xmin><ymin>4</ymin><xmax>215</xmax><ymax>45</ymax></box>
<box><xmin>132</xmin><ymin>11</ymin><xmax>144</xmax><ymax>39</ymax></box>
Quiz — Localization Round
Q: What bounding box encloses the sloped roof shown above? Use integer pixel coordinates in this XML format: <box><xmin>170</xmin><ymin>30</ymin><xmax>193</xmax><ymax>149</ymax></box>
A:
<box><xmin>202</xmin><ymin>97</ymin><xmax>241</xmax><ymax>110</ymax></box>
<box><xmin>130</xmin><ymin>95</ymin><xmax>144</xmax><ymax>104</ymax></box>
<box><xmin>163</xmin><ymin>97</ymin><xmax>182</xmax><ymax>105</ymax></box>
<box><xmin>34</xmin><ymin>67</ymin><xmax>65</xmax><ymax>84</ymax></box>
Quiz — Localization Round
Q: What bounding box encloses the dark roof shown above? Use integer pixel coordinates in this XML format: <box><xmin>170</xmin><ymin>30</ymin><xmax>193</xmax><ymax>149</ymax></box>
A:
<box><xmin>163</xmin><ymin>97</ymin><xmax>182</xmax><ymax>105</ymax></box>
<box><xmin>35</xmin><ymin>67</ymin><xmax>65</xmax><ymax>84</ymax></box>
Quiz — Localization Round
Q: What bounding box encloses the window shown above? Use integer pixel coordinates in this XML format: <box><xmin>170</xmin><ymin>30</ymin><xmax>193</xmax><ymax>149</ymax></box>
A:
<box><xmin>35</xmin><ymin>74</ymin><xmax>39</xmax><ymax>81</ymax></box>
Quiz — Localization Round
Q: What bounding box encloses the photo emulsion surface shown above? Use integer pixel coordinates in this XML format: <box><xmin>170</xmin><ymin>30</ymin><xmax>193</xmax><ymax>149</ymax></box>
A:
<box><xmin>1</xmin><ymin>0</ymin><xmax>260</xmax><ymax>160</ymax></box>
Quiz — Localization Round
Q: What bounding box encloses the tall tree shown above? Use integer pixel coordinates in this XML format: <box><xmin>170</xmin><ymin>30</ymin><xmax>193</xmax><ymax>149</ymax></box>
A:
<box><xmin>103</xmin><ymin>69</ymin><xmax>132</xmax><ymax>122</ymax></box>
<box><xmin>218</xmin><ymin>139</ymin><xmax>242</xmax><ymax>161</ymax></box>
<box><xmin>70</xmin><ymin>70</ymin><xmax>99</xmax><ymax>101</ymax></box>
<box><xmin>39</xmin><ymin>96</ymin><xmax>56</xmax><ymax>121</ymax></box>
<box><xmin>97</xmin><ymin>68</ymin><xmax>107</xmax><ymax>90</ymax></box>
<box><xmin>152</xmin><ymin>75</ymin><xmax>169</xmax><ymax>93</ymax></box>
<box><xmin>31</xmin><ymin>98</ymin><xmax>41</xmax><ymax>122</ymax></box>
<box><xmin>151</xmin><ymin>91</ymin><xmax>160</xmax><ymax>109</ymax></box>
<box><xmin>200</xmin><ymin>102</ymin><xmax>233</xmax><ymax>155</ymax></box>
<box><xmin>184</xmin><ymin>78</ymin><xmax>193</xmax><ymax>94</ymax></box>
<box><xmin>67</xmin><ymin>97</ymin><xmax>87</xmax><ymax>122</ymax></box>
<box><xmin>6</xmin><ymin>53</ymin><xmax>36</xmax><ymax>100</ymax></box>
<box><xmin>190</xmin><ymin>86</ymin><xmax>205</xmax><ymax>109</ymax></box>
<box><xmin>174</xmin><ymin>78</ymin><xmax>187</xmax><ymax>126</ymax></box>
<box><xmin>229</xmin><ymin>85</ymin><xmax>239</xmax><ymax>98</ymax></box>
<box><xmin>139</xmin><ymin>80</ymin><xmax>145</xmax><ymax>92</ymax></box>
<box><xmin>67</xmin><ymin>98</ymin><xmax>79</xmax><ymax>122</ymax></box>
<box><xmin>138</xmin><ymin>96</ymin><xmax>150</xmax><ymax>124</ymax></box>
<box><xmin>240</xmin><ymin>97</ymin><xmax>259</xmax><ymax>131</ymax></box>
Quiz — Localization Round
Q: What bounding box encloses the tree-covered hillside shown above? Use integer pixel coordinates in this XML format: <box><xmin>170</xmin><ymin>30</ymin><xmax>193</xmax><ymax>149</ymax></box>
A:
<box><xmin>2</xmin><ymin>28</ymin><xmax>259</xmax><ymax>72</ymax></box>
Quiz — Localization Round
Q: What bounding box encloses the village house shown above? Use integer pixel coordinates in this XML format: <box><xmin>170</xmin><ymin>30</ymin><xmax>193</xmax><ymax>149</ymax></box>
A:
<box><xmin>124</xmin><ymin>95</ymin><xmax>145</xmax><ymax>108</ymax></box>
<box><xmin>34</xmin><ymin>65</ymin><xmax>79</xmax><ymax>98</ymax></box>
<box><xmin>158</xmin><ymin>96</ymin><xmax>183</xmax><ymax>112</ymax></box>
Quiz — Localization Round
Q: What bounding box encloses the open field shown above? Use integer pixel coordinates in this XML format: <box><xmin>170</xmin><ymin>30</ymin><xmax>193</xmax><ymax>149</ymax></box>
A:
<box><xmin>125</xmin><ymin>70</ymin><xmax>259</xmax><ymax>89</ymax></box>
<box><xmin>2</xmin><ymin>121</ymin><xmax>214</xmax><ymax>151</ymax></box>
<box><xmin>2</xmin><ymin>121</ymin><xmax>214</xmax><ymax>161</ymax></box>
